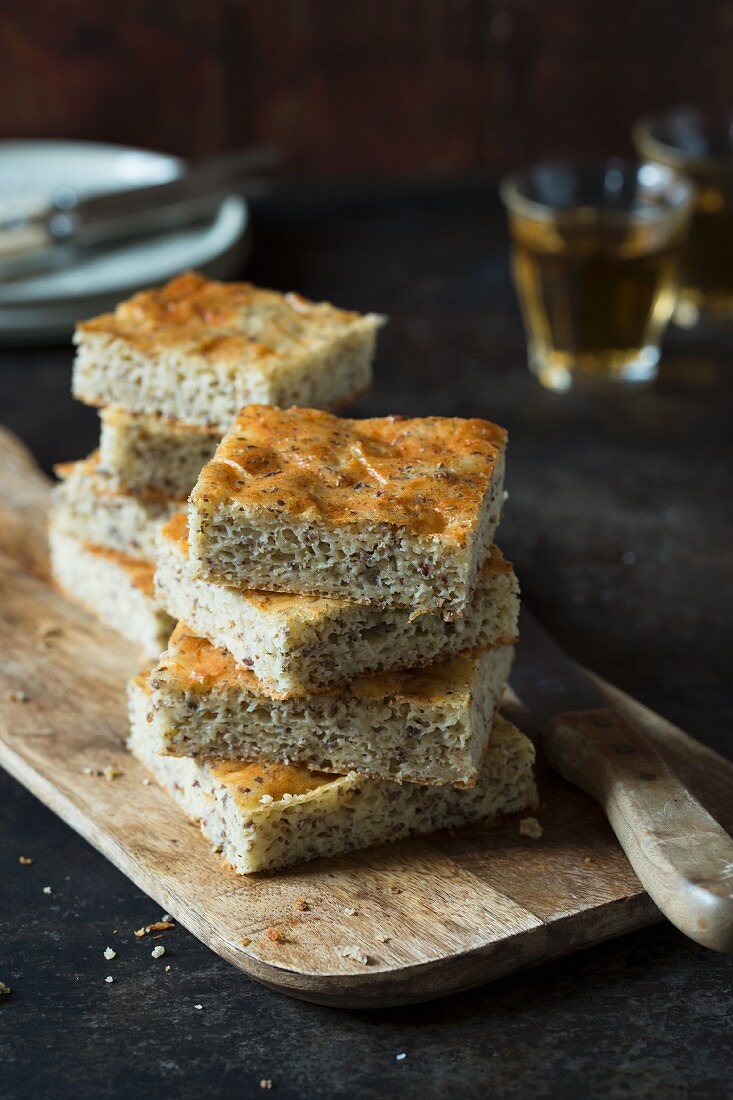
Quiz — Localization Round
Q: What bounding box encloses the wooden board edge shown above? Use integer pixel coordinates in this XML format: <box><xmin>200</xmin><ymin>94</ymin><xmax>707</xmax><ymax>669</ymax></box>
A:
<box><xmin>0</xmin><ymin>726</ymin><xmax>663</xmax><ymax>1008</ymax></box>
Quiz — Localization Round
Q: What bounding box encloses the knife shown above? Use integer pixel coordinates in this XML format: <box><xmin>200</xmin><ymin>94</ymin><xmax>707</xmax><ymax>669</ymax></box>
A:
<box><xmin>510</xmin><ymin>604</ymin><xmax>733</xmax><ymax>953</ymax></box>
<box><xmin>0</xmin><ymin>145</ymin><xmax>279</xmax><ymax>280</ymax></box>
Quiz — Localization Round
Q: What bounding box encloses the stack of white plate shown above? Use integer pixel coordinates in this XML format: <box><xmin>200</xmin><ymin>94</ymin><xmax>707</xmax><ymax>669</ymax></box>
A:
<box><xmin>0</xmin><ymin>140</ymin><xmax>250</xmax><ymax>344</ymax></box>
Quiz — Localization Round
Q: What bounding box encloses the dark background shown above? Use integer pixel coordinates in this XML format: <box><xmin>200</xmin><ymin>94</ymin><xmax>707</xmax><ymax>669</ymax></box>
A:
<box><xmin>2</xmin><ymin>0</ymin><xmax>732</xmax><ymax>177</ymax></box>
<box><xmin>1</xmin><ymin>4</ymin><xmax>733</xmax><ymax>1099</ymax></box>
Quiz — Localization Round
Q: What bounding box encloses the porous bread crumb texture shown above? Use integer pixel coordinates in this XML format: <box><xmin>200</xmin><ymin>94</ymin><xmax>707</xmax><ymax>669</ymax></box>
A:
<box><xmin>98</xmin><ymin>407</ymin><xmax>220</xmax><ymax>497</ymax></box>
<box><xmin>156</xmin><ymin>513</ymin><xmax>519</xmax><ymax>694</ymax></box>
<box><xmin>73</xmin><ymin>272</ymin><xmax>382</xmax><ymax>429</ymax></box>
<box><xmin>52</xmin><ymin>455</ymin><xmax>182</xmax><ymax>558</ymax></box>
<box><xmin>148</xmin><ymin>624</ymin><xmax>514</xmax><ymax>786</ymax></box>
<box><xmin>128</xmin><ymin>678</ymin><xmax>537</xmax><ymax>874</ymax></box>
<box><xmin>48</xmin><ymin>523</ymin><xmax>174</xmax><ymax>659</ymax></box>
<box><xmin>189</xmin><ymin>406</ymin><xmax>507</xmax><ymax>616</ymax></box>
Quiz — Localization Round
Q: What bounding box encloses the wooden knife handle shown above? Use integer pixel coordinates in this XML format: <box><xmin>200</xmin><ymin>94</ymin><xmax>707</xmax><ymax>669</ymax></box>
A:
<box><xmin>545</xmin><ymin>706</ymin><xmax>733</xmax><ymax>953</ymax></box>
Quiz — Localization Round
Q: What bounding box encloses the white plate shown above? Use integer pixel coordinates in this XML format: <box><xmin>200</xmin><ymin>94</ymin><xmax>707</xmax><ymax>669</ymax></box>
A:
<box><xmin>0</xmin><ymin>140</ymin><xmax>250</xmax><ymax>343</ymax></box>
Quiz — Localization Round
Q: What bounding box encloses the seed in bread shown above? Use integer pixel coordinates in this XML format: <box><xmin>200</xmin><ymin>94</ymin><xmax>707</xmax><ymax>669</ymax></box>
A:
<box><xmin>188</xmin><ymin>406</ymin><xmax>507</xmax><ymax>618</ymax></box>
<box><xmin>53</xmin><ymin>455</ymin><xmax>182</xmax><ymax>559</ymax></box>
<box><xmin>98</xmin><ymin>407</ymin><xmax>220</xmax><ymax>498</ymax></box>
<box><xmin>72</xmin><ymin>272</ymin><xmax>384</xmax><ymax>430</ymax></box>
<box><xmin>148</xmin><ymin>623</ymin><xmax>514</xmax><ymax>787</ymax></box>
<box><xmin>156</xmin><ymin>513</ymin><xmax>519</xmax><ymax>695</ymax></box>
<box><xmin>128</xmin><ymin>676</ymin><xmax>537</xmax><ymax>874</ymax></box>
<box><xmin>49</xmin><ymin>525</ymin><xmax>174</xmax><ymax>659</ymax></box>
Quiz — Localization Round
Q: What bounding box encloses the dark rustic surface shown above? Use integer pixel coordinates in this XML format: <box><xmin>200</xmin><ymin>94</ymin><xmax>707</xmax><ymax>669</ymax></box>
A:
<box><xmin>1</xmin><ymin>183</ymin><xmax>732</xmax><ymax>1098</ymax></box>
<box><xmin>2</xmin><ymin>1</ymin><xmax>732</xmax><ymax>176</ymax></box>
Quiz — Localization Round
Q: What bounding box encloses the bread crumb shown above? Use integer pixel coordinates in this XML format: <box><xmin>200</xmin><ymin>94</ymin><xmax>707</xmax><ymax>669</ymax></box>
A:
<box><xmin>583</xmin><ymin>856</ymin><xmax>593</xmax><ymax>864</ymax></box>
<box><xmin>194</xmin><ymin>1003</ymin><xmax>203</xmax><ymax>1010</ymax></box>
<box><xmin>377</xmin><ymin>934</ymin><xmax>391</xmax><ymax>943</ymax></box>
<box><xmin>18</xmin><ymin>856</ymin><xmax>34</xmax><ymax>865</ymax></box>
<box><xmin>43</xmin><ymin>886</ymin><xmax>52</xmax><ymax>895</ymax></box>
<box><xmin>151</xmin><ymin>945</ymin><xmax>165</xmax><ymax>959</ymax></box>
<box><xmin>0</xmin><ymin>981</ymin><xmax>11</xmax><ymax>996</ymax></box>
<box><xmin>396</xmin><ymin>1053</ymin><xmax>407</xmax><ymax>1061</ymax></box>
<box><xmin>5</xmin><ymin>689</ymin><xmax>29</xmax><ymax>703</ymax></box>
<box><xmin>259</xmin><ymin>794</ymin><xmax>274</xmax><ymax>805</ymax></box>
<box><xmin>339</xmin><ymin>944</ymin><xmax>370</xmax><ymax>965</ymax></box>
<box><xmin>519</xmin><ymin>816</ymin><xmax>543</xmax><ymax>839</ymax></box>
<box><xmin>259</xmin><ymin>1080</ymin><xmax>273</xmax><ymax>1090</ymax></box>
<box><xmin>141</xmin><ymin>778</ymin><xmax>151</xmax><ymax>786</ymax></box>
<box><xmin>164</xmin><ymin>965</ymin><xmax>171</xmax><ymax>972</ymax></box>
<box><xmin>389</xmin><ymin>885</ymin><xmax>402</xmax><ymax>894</ymax></box>
<box><xmin>105</xmin><ymin>976</ymin><xmax>114</xmax><ymax>984</ymax></box>
<box><xmin>294</xmin><ymin>898</ymin><xmax>309</xmax><ymax>912</ymax></box>
<box><xmin>103</xmin><ymin>947</ymin><xmax>116</xmax><ymax>961</ymax></box>
<box><xmin>240</xmin><ymin>936</ymin><xmax>252</xmax><ymax>946</ymax></box>
<box><xmin>134</xmin><ymin>921</ymin><xmax>175</xmax><ymax>937</ymax></box>
<box><xmin>265</xmin><ymin>927</ymin><xmax>285</xmax><ymax>943</ymax></box>
<box><xmin>343</xmin><ymin>906</ymin><xmax>358</xmax><ymax>917</ymax></box>
<box><xmin>103</xmin><ymin>765</ymin><xmax>122</xmax><ymax>782</ymax></box>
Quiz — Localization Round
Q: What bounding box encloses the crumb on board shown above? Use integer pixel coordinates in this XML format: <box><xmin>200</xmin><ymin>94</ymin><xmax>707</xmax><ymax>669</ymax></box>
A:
<box><xmin>103</xmin><ymin>766</ymin><xmax>122</xmax><ymax>782</ymax></box>
<box><xmin>519</xmin><ymin>816</ymin><xmax>543</xmax><ymax>840</ymax></box>
<box><xmin>42</xmin><ymin>886</ymin><xmax>52</xmax><ymax>895</ymax></box>
<box><xmin>194</xmin><ymin>1003</ymin><xmax>203</xmax><ymax>1010</ymax></box>
<box><xmin>105</xmin><ymin>976</ymin><xmax>114</xmax><ymax>984</ymax></box>
<box><xmin>103</xmin><ymin>947</ymin><xmax>116</xmax><ymax>961</ymax></box>
<box><xmin>151</xmin><ymin>946</ymin><xmax>165</xmax><ymax>959</ymax></box>
<box><xmin>18</xmin><ymin>856</ymin><xmax>34</xmax><ymax>866</ymax></box>
<box><xmin>141</xmin><ymin>778</ymin><xmax>151</xmax><ymax>786</ymax></box>
<box><xmin>396</xmin><ymin>1053</ymin><xmax>407</xmax><ymax>1062</ymax></box>
<box><xmin>294</xmin><ymin>898</ymin><xmax>309</xmax><ymax>912</ymax></box>
<box><xmin>240</xmin><ymin>937</ymin><xmax>252</xmax><ymax>946</ymax></box>
<box><xmin>265</xmin><ymin>927</ymin><xmax>285</xmax><ymax>943</ymax></box>
<box><xmin>339</xmin><ymin>944</ymin><xmax>370</xmax><ymax>965</ymax></box>
<box><xmin>343</xmin><ymin>907</ymin><xmax>358</xmax><ymax>917</ymax></box>
<box><xmin>583</xmin><ymin>856</ymin><xmax>593</xmax><ymax>864</ymax></box>
<box><xmin>259</xmin><ymin>1080</ymin><xmax>273</xmax><ymax>1090</ymax></box>
<box><xmin>164</xmin><ymin>965</ymin><xmax>171</xmax><ymax>972</ymax></box>
<box><xmin>0</xmin><ymin>981</ymin><xmax>11</xmax><ymax>996</ymax></box>
<box><xmin>37</xmin><ymin>621</ymin><xmax>61</xmax><ymax>640</ymax></box>
<box><xmin>377</xmin><ymin>934</ymin><xmax>391</xmax><ymax>943</ymax></box>
<box><xmin>389</xmin><ymin>885</ymin><xmax>402</xmax><ymax>894</ymax></box>
<box><xmin>5</xmin><ymin>689</ymin><xmax>29</xmax><ymax>703</ymax></box>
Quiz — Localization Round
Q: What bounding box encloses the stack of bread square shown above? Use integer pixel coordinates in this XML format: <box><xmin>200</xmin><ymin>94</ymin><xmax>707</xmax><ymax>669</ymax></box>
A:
<box><xmin>129</xmin><ymin>404</ymin><xmax>538</xmax><ymax>873</ymax></box>
<box><xmin>49</xmin><ymin>271</ymin><xmax>382</xmax><ymax>658</ymax></box>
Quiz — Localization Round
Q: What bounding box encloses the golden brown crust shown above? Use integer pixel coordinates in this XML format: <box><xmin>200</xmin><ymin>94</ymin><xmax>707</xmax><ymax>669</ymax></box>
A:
<box><xmin>79</xmin><ymin>543</ymin><xmax>155</xmax><ymax>596</ymax></box>
<box><xmin>193</xmin><ymin>406</ymin><xmax>507</xmax><ymax>541</ymax></box>
<box><xmin>159</xmin><ymin>622</ymin><xmax>482</xmax><ymax>702</ymax></box>
<box><xmin>209</xmin><ymin>758</ymin><xmax>334</xmax><ymax>810</ymax></box>
<box><xmin>76</xmin><ymin>271</ymin><xmax>376</xmax><ymax>367</ymax></box>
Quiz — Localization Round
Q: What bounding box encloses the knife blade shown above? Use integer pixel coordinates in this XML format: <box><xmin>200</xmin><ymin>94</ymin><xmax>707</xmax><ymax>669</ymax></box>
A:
<box><xmin>0</xmin><ymin>145</ymin><xmax>279</xmax><ymax>280</ymax></box>
<box><xmin>510</xmin><ymin>602</ymin><xmax>733</xmax><ymax>953</ymax></box>
<box><xmin>509</xmin><ymin>603</ymin><xmax>607</xmax><ymax>730</ymax></box>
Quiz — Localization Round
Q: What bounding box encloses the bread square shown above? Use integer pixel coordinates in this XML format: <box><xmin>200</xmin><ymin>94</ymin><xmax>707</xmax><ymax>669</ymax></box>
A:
<box><xmin>188</xmin><ymin>406</ymin><xmax>508</xmax><ymax>617</ymax></box>
<box><xmin>98</xmin><ymin>407</ymin><xmax>220</xmax><ymax>498</ymax></box>
<box><xmin>72</xmin><ymin>272</ymin><xmax>383</xmax><ymax>430</ymax></box>
<box><xmin>53</xmin><ymin>456</ymin><xmax>182</xmax><ymax>559</ymax></box>
<box><xmin>129</xmin><ymin>676</ymin><xmax>537</xmax><ymax>874</ymax></box>
<box><xmin>156</xmin><ymin>513</ymin><xmax>519</xmax><ymax>695</ymax></box>
<box><xmin>49</xmin><ymin>525</ymin><xmax>174</xmax><ymax>659</ymax></box>
<box><xmin>147</xmin><ymin>623</ymin><xmax>513</xmax><ymax>787</ymax></box>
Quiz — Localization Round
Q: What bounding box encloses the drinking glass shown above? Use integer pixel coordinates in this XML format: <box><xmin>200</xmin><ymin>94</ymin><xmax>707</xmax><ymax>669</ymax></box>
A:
<box><xmin>500</xmin><ymin>160</ymin><xmax>693</xmax><ymax>393</ymax></box>
<box><xmin>633</xmin><ymin>107</ymin><xmax>733</xmax><ymax>327</ymax></box>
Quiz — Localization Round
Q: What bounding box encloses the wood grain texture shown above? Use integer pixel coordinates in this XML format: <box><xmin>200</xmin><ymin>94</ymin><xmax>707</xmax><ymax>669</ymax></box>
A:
<box><xmin>2</xmin><ymin>424</ymin><xmax>733</xmax><ymax>1007</ymax></box>
<box><xmin>546</xmin><ymin>707</ymin><xmax>733</xmax><ymax>953</ymax></box>
<box><xmin>1</xmin><ymin>2</ymin><xmax>731</xmax><ymax>176</ymax></box>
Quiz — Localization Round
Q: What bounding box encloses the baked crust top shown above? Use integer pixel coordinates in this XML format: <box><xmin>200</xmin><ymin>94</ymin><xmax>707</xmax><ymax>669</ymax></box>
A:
<box><xmin>76</xmin><ymin>271</ymin><xmax>380</xmax><ymax>367</ymax></box>
<box><xmin>192</xmin><ymin>406</ymin><xmax>507</xmax><ymax>540</ymax></box>
<box><xmin>155</xmin><ymin>622</ymin><xmax>485</xmax><ymax>703</ymax></box>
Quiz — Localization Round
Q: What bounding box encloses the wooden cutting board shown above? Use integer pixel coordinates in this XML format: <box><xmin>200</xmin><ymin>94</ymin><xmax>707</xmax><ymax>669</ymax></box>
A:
<box><xmin>2</xmin><ymin>426</ymin><xmax>732</xmax><ymax>1009</ymax></box>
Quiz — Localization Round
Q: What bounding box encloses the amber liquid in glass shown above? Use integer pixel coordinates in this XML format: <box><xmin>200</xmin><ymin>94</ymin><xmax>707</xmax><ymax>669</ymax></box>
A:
<box><xmin>674</xmin><ymin>182</ymin><xmax>733</xmax><ymax>326</ymax></box>
<box><xmin>508</xmin><ymin>208</ymin><xmax>686</xmax><ymax>391</ymax></box>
